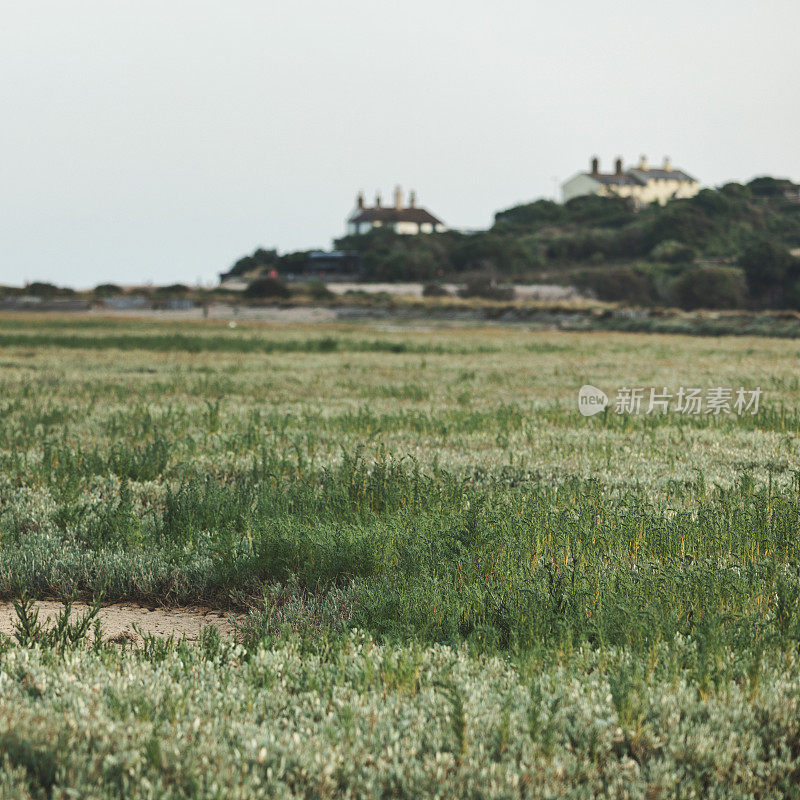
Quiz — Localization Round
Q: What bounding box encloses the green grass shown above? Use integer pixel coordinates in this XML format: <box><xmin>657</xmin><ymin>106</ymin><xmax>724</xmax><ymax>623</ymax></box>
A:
<box><xmin>3</xmin><ymin>315</ymin><xmax>800</xmax><ymax>796</ymax></box>
<box><xmin>5</xmin><ymin>447</ymin><xmax>800</xmax><ymax>652</ymax></box>
<box><xmin>0</xmin><ymin>329</ymin><xmax>498</xmax><ymax>355</ymax></box>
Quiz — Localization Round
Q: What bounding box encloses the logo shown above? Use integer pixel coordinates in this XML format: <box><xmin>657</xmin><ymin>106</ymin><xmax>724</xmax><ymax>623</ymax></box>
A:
<box><xmin>576</xmin><ymin>384</ymin><xmax>762</xmax><ymax>416</ymax></box>
<box><xmin>578</xmin><ymin>384</ymin><xmax>608</xmax><ymax>416</ymax></box>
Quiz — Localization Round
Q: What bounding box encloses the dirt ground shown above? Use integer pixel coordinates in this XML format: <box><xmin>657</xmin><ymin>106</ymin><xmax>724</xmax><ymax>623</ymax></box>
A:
<box><xmin>0</xmin><ymin>600</ymin><xmax>236</xmax><ymax>644</ymax></box>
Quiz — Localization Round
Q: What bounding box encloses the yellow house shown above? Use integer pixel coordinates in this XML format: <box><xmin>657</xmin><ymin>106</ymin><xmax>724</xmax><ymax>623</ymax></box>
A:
<box><xmin>562</xmin><ymin>156</ymin><xmax>700</xmax><ymax>207</ymax></box>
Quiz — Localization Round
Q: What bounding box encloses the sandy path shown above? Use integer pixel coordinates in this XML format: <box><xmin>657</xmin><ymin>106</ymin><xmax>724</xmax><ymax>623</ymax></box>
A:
<box><xmin>0</xmin><ymin>600</ymin><xmax>235</xmax><ymax>644</ymax></box>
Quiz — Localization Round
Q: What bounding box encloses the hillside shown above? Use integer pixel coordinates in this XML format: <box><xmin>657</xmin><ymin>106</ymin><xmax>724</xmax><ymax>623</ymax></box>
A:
<box><xmin>222</xmin><ymin>177</ymin><xmax>800</xmax><ymax>310</ymax></box>
<box><xmin>334</xmin><ymin>177</ymin><xmax>800</xmax><ymax>309</ymax></box>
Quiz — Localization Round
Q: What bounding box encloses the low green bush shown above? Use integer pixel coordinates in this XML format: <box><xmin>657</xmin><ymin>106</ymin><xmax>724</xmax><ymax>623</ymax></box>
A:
<box><xmin>673</xmin><ymin>265</ymin><xmax>746</xmax><ymax>310</ymax></box>
<box><xmin>243</xmin><ymin>277</ymin><xmax>290</xmax><ymax>299</ymax></box>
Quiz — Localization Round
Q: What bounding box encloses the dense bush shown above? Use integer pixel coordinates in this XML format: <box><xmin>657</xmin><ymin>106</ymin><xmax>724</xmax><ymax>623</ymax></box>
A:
<box><xmin>422</xmin><ymin>283</ymin><xmax>451</xmax><ymax>298</ymax></box>
<box><xmin>748</xmin><ymin>175</ymin><xmax>798</xmax><ymax>197</ymax></box>
<box><xmin>94</xmin><ymin>283</ymin><xmax>123</xmax><ymax>295</ymax></box>
<box><xmin>224</xmin><ymin>247</ymin><xmax>279</xmax><ymax>278</ymax></box>
<box><xmin>673</xmin><ymin>265</ymin><xmax>746</xmax><ymax>310</ymax></box>
<box><xmin>649</xmin><ymin>239</ymin><xmax>696</xmax><ymax>263</ymax></box>
<box><xmin>154</xmin><ymin>283</ymin><xmax>190</xmax><ymax>295</ymax></box>
<box><xmin>450</xmin><ymin>233</ymin><xmax>530</xmax><ymax>275</ymax></box>
<box><xmin>276</xmin><ymin>250</ymin><xmax>313</xmax><ymax>274</ymax></box>
<box><xmin>25</xmin><ymin>282</ymin><xmax>75</xmax><ymax>297</ymax></box>
<box><xmin>720</xmin><ymin>181</ymin><xmax>752</xmax><ymax>199</ymax></box>
<box><xmin>691</xmin><ymin>187</ymin><xmax>738</xmax><ymax>217</ymax></box>
<box><xmin>563</xmin><ymin>194</ymin><xmax>635</xmax><ymax>228</ymax></box>
<box><xmin>645</xmin><ymin>201</ymin><xmax>716</xmax><ymax>248</ymax></box>
<box><xmin>243</xmin><ymin>277</ymin><xmax>290</xmax><ymax>299</ymax></box>
<box><xmin>493</xmin><ymin>198</ymin><xmax>566</xmax><ymax>230</ymax></box>
<box><xmin>304</xmin><ymin>279</ymin><xmax>334</xmax><ymax>300</ymax></box>
<box><xmin>575</xmin><ymin>265</ymin><xmax>657</xmax><ymax>304</ymax></box>
<box><xmin>739</xmin><ymin>236</ymin><xmax>793</xmax><ymax>299</ymax></box>
<box><xmin>336</xmin><ymin>228</ymin><xmax>448</xmax><ymax>281</ymax></box>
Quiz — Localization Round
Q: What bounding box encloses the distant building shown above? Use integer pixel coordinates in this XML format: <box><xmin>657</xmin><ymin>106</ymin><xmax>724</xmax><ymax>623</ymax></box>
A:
<box><xmin>562</xmin><ymin>156</ymin><xmax>700</xmax><ymax>206</ymax></box>
<box><xmin>346</xmin><ymin>187</ymin><xmax>447</xmax><ymax>236</ymax></box>
<box><xmin>747</xmin><ymin>177</ymin><xmax>800</xmax><ymax>201</ymax></box>
<box><xmin>302</xmin><ymin>251</ymin><xmax>361</xmax><ymax>280</ymax></box>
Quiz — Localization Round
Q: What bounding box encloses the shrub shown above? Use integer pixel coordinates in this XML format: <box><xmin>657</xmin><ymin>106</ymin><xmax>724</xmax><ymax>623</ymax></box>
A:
<box><xmin>672</xmin><ymin>265</ymin><xmax>746</xmax><ymax>310</ymax></box>
<box><xmin>244</xmin><ymin>277</ymin><xmax>291</xmax><ymax>299</ymax></box>
<box><xmin>225</xmin><ymin>248</ymin><xmax>279</xmax><ymax>278</ymax></box>
<box><xmin>784</xmin><ymin>280</ymin><xmax>800</xmax><ymax>311</ymax></box>
<box><xmin>422</xmin><ymin>283</ymin><xmax>451</xmax><ymax>298</ymax></box>
<box><xmin>546</xmin><ymin>227</ymin><xmax>650</xmax><ymax>262</ymax></box>
<box><xmin>305</xmin><ymin>280</ymin><xmax>334</xmax><ymax>301</ymax></box>
<box><xmin>563</xmin><ymin>195</ymin><xmax>634</xmax><ymax>228</ymax></box>
<box><xmin>739</xmin><ymin>237</ymin><xmax>792</xmax><ymax>298</ymax></box>
<box><xmin>575</xmin><ymin>266</ymin><xmax>656</xmax><ymax>304</ymax></box>
<box><xmin>747</xmin><ymin>176</ymin><xmax>798</xmax><ymax>197</ymax></box>
<box><xmin>691</xmin><ymin>188</ymin><xmax>737</xmax><ymax>217</ymax></box>
<box><xmin>450</xmin><ymin>234</ymin><xmax>528</xmax><ymax>275</ymax></box>
<box><xmin>646</xmin><ymin>201</ymin><xmax>715</xmax><ymax>248</ymax></box>
<box><xmin>650</xmin><ymin>239</ymin><xmax>696</xmax><ymax>264</ymax></box>
<box><xmin>493</xmin><ymin>199</ymin><xmax>566</xmax><ymax>230</ymax></box>
<box><xmin>94</xmin><ymin>283</ymin><xmax>123</xmax><ymax>295</ymax></box>
<box><xmin>155</xmin><ymin>284</ymin><xmax>190</xmax><ymax>295</ymax></box>
<box><xmin>26</xmin><ymin>282</ymin><xmax>64</xmax><ymax>296</ymax></box>
<box><xmin>720</xmin><ymin>182</ymin><xmax>751</xmax><ymax>199</ymax></box>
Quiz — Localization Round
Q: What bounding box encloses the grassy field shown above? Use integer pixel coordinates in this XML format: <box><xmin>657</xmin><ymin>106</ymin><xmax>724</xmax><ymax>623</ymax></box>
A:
<box><xmin>2</xmin><ymin>314</ymin><xmax>800</xmax><ymax>797</ymax></box>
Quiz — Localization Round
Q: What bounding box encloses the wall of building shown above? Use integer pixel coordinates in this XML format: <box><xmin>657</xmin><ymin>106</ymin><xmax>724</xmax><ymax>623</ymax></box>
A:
<box><xmin>638</xmin><ymin>179</ymin><xmax>700</xmax><ymax>205</ymax></box>
<box><xmin>562</xmin><ymin>173</ymin><xmax>603</xmax><ymax>203</ymax></box>
<box><xmin>394</xmin><ymin>221</ymin><xmax>420</xmax><ymax>234</ymax></box>
<box><xmin>597</xmin><ymin>183</ymin><xmax>638</xmax><ymax>200</ymax></box>
<box><xmin>563</xmin><ymin>172</ymin><xmax>700</xmax><ymax>206</ymax></box>
<box><xmin>345</xmin><ymin>219</ymin><xmax>447</xmax><ymax>236</ymax></box>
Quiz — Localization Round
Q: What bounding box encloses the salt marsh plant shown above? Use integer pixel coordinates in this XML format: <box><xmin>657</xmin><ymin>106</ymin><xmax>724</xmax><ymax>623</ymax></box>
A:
<box><xmin>10</xmin><ymin>591</ymin><xmax>102</xmax><ymax>650</ymax></box>
<box><xmin>2</xmin><ymin>314</ymin><xmax>800</xmax><ymax>796</ymax></box>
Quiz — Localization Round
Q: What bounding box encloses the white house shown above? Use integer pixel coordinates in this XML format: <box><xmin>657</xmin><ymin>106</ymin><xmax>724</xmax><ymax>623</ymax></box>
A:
<box><xmin>346</xmin><ymin>187</ymin><xmax>446</xmax><ymax>236</ymax></box>
<box><xmin>562</xmin><ymin>156</ymin><xmax>700</xmax><ymax>207</ymax></box>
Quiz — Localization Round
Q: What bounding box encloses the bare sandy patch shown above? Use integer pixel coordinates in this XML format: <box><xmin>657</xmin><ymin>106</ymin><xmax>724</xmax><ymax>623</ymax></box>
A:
<box><xmin>0</xmin><ymin>600</ymin><xmax>235</xmax><ymax>644</ymax></box>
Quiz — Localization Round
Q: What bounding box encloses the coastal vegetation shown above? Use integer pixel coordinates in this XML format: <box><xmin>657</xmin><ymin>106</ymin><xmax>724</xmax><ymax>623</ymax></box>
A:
<box><xmin>2</xmin><ymin>317</ymin><xmax>800</xmax><ymax>795</ymax></box>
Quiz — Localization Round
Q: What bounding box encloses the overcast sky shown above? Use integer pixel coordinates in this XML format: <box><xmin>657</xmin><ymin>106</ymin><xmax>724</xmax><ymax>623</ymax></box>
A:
<box><xmin>1</xmin><ymin>1</ymin><xmax>798</xmax><ymax>289</ymax></box>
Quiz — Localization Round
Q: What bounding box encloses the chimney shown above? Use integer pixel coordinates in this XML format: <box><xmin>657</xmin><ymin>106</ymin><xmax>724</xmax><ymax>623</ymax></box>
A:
<box><xmin>591</xmin><ymin>156</ymin><xmax>599</xmax><ymax>175</ymax></box>
<box><xmin>375</xmin><ymin>191</ymin><xmax>382</xmax><ymax>208</ymax></box>
<box><xmin>357</xmin><ymin>191</ymin><xmax>364</xmax><ymax>210</ymax></box>
<box><xmin>663</xmin><ymin>156</ymin><xmax>672</xmax><ymax>172</ymax></box>
<box><xmin>409</xmin><ymin>190</ymin><xmax>416</xmax><ymax>208</ymax></box>
<box><xmin>615</xmin><ymin>157</ymin><xmax>623</xmax><ymax>176</ymax></box>
<box><xmin>638</xmin><ymin>154</ymin><xmax>648</xmax><ymax>171</ymax></box>
<box><xmin>394</xmin><ymin>185</ymin><xmax>403</xmax><ymax>210</ymax></box>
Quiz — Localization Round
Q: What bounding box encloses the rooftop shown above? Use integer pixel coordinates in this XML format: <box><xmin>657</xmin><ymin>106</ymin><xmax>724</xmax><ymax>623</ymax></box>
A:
<box><xmin>350</xmin><ymin>206</ymin><xmax>443</xmax><ymax>225</ymax></box>
<box><xmin>628</xmin><ymin>167</ymin><xmax>696</xmax><ymax>183</ymax></box>
<box><xmin>348</xmin><ymin>187</ymin><xmax>444</xmax><ymax>226</ymax></box>
<box><xmin>584</xmin><ymin>156</ymin><xmax>697</xmax><ymax>185</ymax></box>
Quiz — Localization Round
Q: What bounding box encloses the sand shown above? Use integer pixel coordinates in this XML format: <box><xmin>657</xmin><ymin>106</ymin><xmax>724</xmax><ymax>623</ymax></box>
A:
<box><xmin>0</xmin><ymin>600</ymin><xmax>235</xmax><ymax>644</ymax></box>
